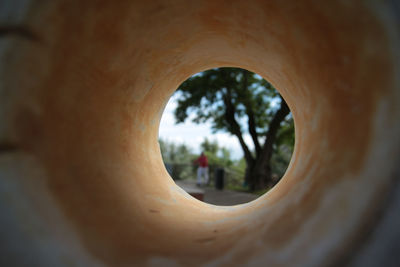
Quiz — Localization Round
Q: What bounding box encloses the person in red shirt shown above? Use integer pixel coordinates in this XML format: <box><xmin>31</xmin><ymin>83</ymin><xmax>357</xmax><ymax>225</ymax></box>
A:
<box><xmin>194</xmin><ymin>152</ymin><xmax>209</xmax><ymax>186</ymax></box>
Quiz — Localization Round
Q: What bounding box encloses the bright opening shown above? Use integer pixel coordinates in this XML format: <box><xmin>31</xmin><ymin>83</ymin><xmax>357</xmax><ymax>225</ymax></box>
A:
<box><xmin>159</xmin><ymin>67</ymin><xmax>294</xmax><ymax>205</ymax></box>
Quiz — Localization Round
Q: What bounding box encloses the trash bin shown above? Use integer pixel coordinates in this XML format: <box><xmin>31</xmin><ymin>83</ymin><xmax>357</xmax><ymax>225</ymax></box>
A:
<box><xmin>215</xmin><ymin>168</ymin><xmax>224</xmax><ymax>190</ymax></box>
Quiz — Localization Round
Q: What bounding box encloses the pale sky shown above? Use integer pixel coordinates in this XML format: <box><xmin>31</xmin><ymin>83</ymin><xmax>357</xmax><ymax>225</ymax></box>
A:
<box><xmin>158</xmin><ymin>93</ymin><xmax>254</xmax><ymax>160</ymax></box>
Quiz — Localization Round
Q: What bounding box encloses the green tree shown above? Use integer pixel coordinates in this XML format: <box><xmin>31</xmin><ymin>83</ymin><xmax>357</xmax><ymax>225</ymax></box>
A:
<box><xmin>159</xmin><ymin>139</ymin><xmax>196</xmax><ymax>164</ymax></box>
<box><xmin>174</xmin><ymin>68</ymin><xmax>293</xmax><ymax>191</ymax></box>
<box><xmin>159</xmin><ymin>139</ymin><xmax>196</xmax><ymax>180</ymax></box>
<box><xmin>199</xmin><ymin>138</ymin><xmax>234</xmax><ymax>168</ymax></box>
<box><xmin>200</xmin><ymin>138</ymin><xmax>219</xmax><ymax>155</ymax></box>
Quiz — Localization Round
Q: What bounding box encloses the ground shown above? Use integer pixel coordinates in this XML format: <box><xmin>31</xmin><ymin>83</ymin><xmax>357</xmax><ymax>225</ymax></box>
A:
<box><xmin>175</xmin><ymin>179</ymin><xmax>258</xmax><ymax>206</ymax></box>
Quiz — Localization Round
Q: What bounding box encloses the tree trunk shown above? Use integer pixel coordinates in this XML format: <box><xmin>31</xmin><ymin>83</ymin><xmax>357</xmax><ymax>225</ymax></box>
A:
<box><xmin>222</xmin><ymin>87</ymin><xmax>254</xmax><ymax>166</ymax></box>
<box><xmin>246</xmin><ymin>96</ymin><xmax>290</xmax><ymax>191</ymax></box>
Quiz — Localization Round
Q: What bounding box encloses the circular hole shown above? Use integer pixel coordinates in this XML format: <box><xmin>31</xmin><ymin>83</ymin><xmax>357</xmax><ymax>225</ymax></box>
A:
<box><xmin>159</xmin><ymin>67</ymin><xmax>294</xmax><ymax>205</ymax></box>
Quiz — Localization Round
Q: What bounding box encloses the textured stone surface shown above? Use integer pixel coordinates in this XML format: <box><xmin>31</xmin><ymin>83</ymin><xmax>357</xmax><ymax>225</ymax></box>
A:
<box><xmin>1</xmin><ymin>1</ymin><xmax>399</xmax><ymax>266</ymax></box>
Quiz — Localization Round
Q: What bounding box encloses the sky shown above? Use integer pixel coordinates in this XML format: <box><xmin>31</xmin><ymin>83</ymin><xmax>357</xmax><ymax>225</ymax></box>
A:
<box><xmin>158</xmin><ymin>93</ymin><xmax>254</xmax><ymax>160</ymax></box>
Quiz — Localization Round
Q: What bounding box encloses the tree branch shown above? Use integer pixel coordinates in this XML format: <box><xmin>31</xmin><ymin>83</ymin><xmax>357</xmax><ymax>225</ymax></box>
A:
<box><xmin>260</xmin><ymin>96</ymin><xmax>290</xmax><ymax>162</ymax></box>
<box><xmin>223</xmin><ymin>88</ymin><xmax>254</xmax><ymax>164</ymax></box>
<box><xmin>242</xmin><ymin>70</ymin><xmax>262</xmax><ymax>156</ymax></box>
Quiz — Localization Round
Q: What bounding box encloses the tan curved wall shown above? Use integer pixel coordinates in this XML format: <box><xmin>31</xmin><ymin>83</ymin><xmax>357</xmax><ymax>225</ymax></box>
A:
<box><xmin>1</xmin><ymin>1</ymin><xmax>400</xmax><ymax>266</ymax></box>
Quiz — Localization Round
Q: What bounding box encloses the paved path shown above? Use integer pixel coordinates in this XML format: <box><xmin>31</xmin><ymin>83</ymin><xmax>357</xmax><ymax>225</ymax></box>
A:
<box><xmin>175</xmin><ymin>179</ymin><xmax>258</xmax><ymax>206</ymax></box>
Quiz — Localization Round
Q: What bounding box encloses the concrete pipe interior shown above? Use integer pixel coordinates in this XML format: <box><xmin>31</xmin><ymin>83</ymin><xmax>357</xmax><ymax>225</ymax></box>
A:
<box><xmin>1</xmin><ymin>1</ymin><xmax>400</xmax><ymax>266</ymax></box>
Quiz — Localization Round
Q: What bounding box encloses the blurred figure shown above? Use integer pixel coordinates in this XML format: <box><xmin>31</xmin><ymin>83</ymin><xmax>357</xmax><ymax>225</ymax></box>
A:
<box><xmin>194</xmin><ymin>152</ymin><xmax>209</xmax><ymax>186</ymax></box>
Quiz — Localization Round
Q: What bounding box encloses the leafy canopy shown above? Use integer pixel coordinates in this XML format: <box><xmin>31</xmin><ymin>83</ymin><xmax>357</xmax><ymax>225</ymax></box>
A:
<box><xmin>175</xmin><ymin>68</ymin><xmax>281</xmax><ymax>136</ymax></box>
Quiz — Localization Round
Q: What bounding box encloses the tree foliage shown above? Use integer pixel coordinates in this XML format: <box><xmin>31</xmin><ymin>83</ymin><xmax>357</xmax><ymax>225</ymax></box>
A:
<box><xmin>176</xmin><ymin>68</ymin><xmax>278</xmax><ymax>136</ymax></box>
<box><xmin>159</xmin><ymin>139</ymin><xmax>194</xmax><ymax>164</ymax></box>
<box><xmin>200</xmin><ymin>138</ymin><xmax>233</xmax><ymax>168</ymax></box>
